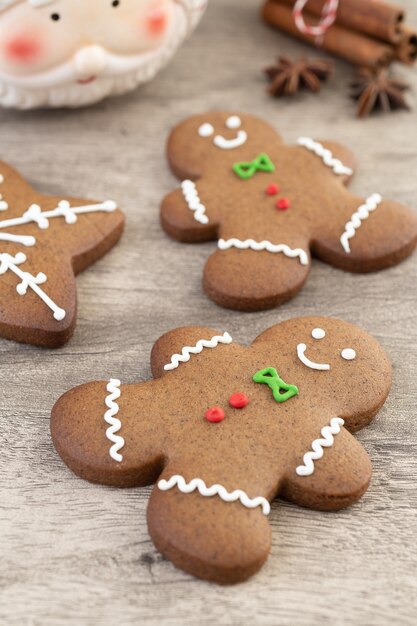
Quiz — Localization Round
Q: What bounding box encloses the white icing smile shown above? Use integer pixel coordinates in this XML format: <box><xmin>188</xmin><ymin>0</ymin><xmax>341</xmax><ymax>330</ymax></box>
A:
<box><xmin>297</xmin><ymin>343</ymin><xmax>330</xmax><ymax>371</ymax></box>
<box><xmin>213</xmin><ymin>130</ymin><xmax>248</xmax><ymax>150</ymax></box>
<box><xmin>198</xmin><ymin>115</ymin><xmax>248</xmax><ymax>150</ymax></box>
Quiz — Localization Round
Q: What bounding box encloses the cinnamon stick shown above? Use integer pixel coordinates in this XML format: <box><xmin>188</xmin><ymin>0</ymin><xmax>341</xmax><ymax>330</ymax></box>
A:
<box><xmin>275</xmin><ymin>0</ymin><xmax>405</xmax><ymax>44</ymax></box>
<box><xmin>262</xmin><ymin>0</ymin><xmax>395</xmax><ymax>68</ymax></box>
<box><xmin>395</xmin><ymin>27</ymin><xmax>417</xmax><ymax>64</ymax></box>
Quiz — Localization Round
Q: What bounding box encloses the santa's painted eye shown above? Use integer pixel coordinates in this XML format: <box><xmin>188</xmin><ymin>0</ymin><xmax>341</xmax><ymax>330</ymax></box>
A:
<box><xmin>341</xmin><ymin>348</ymin><xmax>356</xmax><ymax>361</ymax></box>
<box><xmin>226</xmin><ymin>115</ymin><xmax>242</xmax><ymax>130</ymax></box>
<box><xmin>198</xmin><ymin>123</ymin><xmax>214</xmax><ymax>138</ymax></box>
<box><xmin>50</xmin><ymin>13</ymin><xmax>60</xmax><ymax>21</ymax></box>
<box><xmin>112</xmin><ymin>0</ymin><xmax>121</xmax><ymax>6</ymax></box>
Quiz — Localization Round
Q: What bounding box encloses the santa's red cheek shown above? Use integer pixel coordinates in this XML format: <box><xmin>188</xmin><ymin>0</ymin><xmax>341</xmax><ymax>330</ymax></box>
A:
<box><xmin>4</xmin><ymin>35</ymin><xmax>43</xmax><ymax>64</ymax></box>
<box><xmin>145</xmin><ymin>7</ymin><xmax>168</xmax><ymax>37</ymax></box>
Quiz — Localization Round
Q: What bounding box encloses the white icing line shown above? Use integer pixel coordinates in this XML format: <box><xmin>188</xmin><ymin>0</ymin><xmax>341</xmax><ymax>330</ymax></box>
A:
<box><xmin>213</xmin><ymin>130</ymin><xmax>248</xmax><ymax>150</ymax></box>
<box><xmin>296</xmin><ymin>418</ymin><xmax>345</xmax><ymax>476</ymax></box>
<box><xmin>0</xmin><ymin>175</ymin><xmax>8</xmax><ymax>211</ymax></box>
<box><xmin>164</xmin><ymin>331</ymin><xmax>232</xmax><ymax>371</ymax></box>
<box><xmin>104</xmin><ymin>379</ymin><xmax>125</xmax><ymax>463</ymax></box>
<box><xmin>340</xmin><ymin>193</ymin><xmax>382</xmax><ymax>254</ymax></box>
<box><xmin>0</xmin><ymin>252</ymin><xmax>66</xmax><ymax>321</ymax></box>
<box><xmin>158</xmin><ymin>475</ymin><xmax>271</xmax><ymax>515</ymax></box>
<box><xmin>218</xmin><ymin>238</ymin><xmax>309</xmax><ymax>266</ymax></box>
<box><xmin>297</xmin><ymin>343</ymin><xmax>330</xmax><ymax>371</ymax></box>
<box><xmin>297</xmin><ymin>137</ymin><xmax>353</xmax><ymax>176</ymax></box>
<box><xmin>181</xmin><ymin>180</ymin><xmax>209</xmax><ymax>225</ymax></box>
<box><xmin>0</xmin><ymin>200</ymin><xmax>117</xmax><ymax>232</ymax></box>
<box><xmin>0</xmin><ymin>233</ymin><xmax>36</xmax><ymax>247</ymax></box>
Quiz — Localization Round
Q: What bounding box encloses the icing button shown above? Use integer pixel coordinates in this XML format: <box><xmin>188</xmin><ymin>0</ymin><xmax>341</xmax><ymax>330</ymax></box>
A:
<box><xmin>265</xmin><ymin>183</ymin><xmax>280</xmax><ymax>196</ymax></box>
<box><xmin>276</xmin><ymin>197</ymin><xmax>291</xmax><ymax>210</ymax></box>
<box><xmin>205</xmin><ymin>406</ymin><xmax>226</xmax><ymax>423</ymax></box>
<box><xmin>229</xmin><ymin>393</ymin><xmax>249</xmax><ymax>409</ymax></box>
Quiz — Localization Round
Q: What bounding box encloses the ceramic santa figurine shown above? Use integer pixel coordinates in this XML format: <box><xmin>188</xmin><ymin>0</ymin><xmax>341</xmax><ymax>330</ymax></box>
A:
<box><xmin>0</xmin><ymin>0</ymin><xmax>207</xmax><ymax>109</ymax></box>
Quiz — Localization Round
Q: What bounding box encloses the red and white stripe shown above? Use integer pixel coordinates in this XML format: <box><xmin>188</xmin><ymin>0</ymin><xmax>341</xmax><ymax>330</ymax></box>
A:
<box><xmin>293</xmin><ymin>0</ymin><xmax>339</xmax><ymax>38</ymax></box>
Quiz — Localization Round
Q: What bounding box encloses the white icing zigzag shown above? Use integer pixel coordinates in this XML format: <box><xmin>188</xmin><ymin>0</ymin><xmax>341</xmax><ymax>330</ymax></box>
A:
<box><xmin>164</xmin><ymin>331</ymin><xmax>233</xmax><ymax>371</ymax></box>
<box><xmin>181</xmin><ymin>180</ymin><xmax>209</xmax><ymax>225</ymax></box>
<box><xmin>297</xmin><ymin>137</ymin><xmax>353</xmax><ymax>176</ymax></box>
<box><xmin>340</xmin><ymin>193</ymin><xmax>382</xmax><ymax>254</ymax></box>
<box><xmin>158</xmin><ymin>475</ymin><xmax>271</xmax><ymax>515</ymax></box>
<box><xmin>296</xmin><ymin>417</ymin><xmax>345</xmax><ymax>477</ymax></box>
<box><xmin>0</xmin><ymin>252</ymin><xmax>66</xmax><ymax>320</ymax></box>
<box><xmin>218</xmin><ymin>238</ymin><xmax>309</xmax><ymax>266</ymax></box>
<box><xmin>104</xmin><ymin>379</ymin><xmax>125</xmax><ymax>463</ymax></box>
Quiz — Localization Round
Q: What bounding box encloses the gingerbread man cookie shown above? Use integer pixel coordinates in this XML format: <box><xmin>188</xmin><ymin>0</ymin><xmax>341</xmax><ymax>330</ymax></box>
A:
<box><xmin>51</xmin><ymin>317</ymin><xmax>392</xmax><ymax>584</ymax></box>
<box><xmin>161</xmin><ymin>111</ymin><xmax>417</xmax><ymax>311</ymax></box>
<box><xmin>0</xmin><ymin>160</ymin><xmax>124</xmax><ymax>347</ymax></box>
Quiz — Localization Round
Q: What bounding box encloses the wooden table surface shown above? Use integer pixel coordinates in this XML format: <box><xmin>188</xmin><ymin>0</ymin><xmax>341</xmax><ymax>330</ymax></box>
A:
<box><xmin>1</xmin><ymin>1</ymin><xmax>417</xmax><ymax>624</ymax></box>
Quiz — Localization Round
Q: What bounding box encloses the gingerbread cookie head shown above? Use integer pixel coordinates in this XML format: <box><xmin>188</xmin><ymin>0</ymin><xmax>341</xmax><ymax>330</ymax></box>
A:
<box><xmin>0</xmin><ymin>0</ymin><xmax>207</xmax><ymax>109</ymax></box>
<box><xmin>51</xmin><ymin>317</ymin><xmax>392</xmax><ymax>584</ymax></box>
<box><xmin>0</xmin><ymin>159</ymin><xmax>124</xmax><ymax>347</ymax></box>
<box><xmin>167</xmin><ymin>111</ymin><xmax>283</xmax><ymax>179</ymax></box>
<box><xmin>161</xmin><ymin>110</ymin><xmax>417</xmax><ymax>311</ymax></box>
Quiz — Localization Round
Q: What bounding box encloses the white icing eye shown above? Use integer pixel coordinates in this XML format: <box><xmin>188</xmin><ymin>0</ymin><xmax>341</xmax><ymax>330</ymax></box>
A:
<box><xmin>312</xmin><ymin>328</ymin><xmax>326</xmax><ymax>340</ymax></box>
<box><xmin>341</xmin><ymin>348</ymin><xmax>356</xmax><ymax>361</ymax></box>
<box><xmin>198</xmin><ymin>123</ymin><xmax>214</xmax><ymax>138</ymax></box>
<box><xmin>226</xmin><ymin>116</ymin><xmax>242</xmax><ymax>130</ymax></box>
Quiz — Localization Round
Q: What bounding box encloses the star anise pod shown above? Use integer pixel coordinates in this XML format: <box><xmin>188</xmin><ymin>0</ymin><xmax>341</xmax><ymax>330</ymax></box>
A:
<box><xmin>351</xmin><ymin>68</ymin><xmax>410</xmax><ymax>118</ymax></box>
<box><xmin>265</xmin><ymin>56</ymin><xmax>334</xmax><ymax>97</ymax></box>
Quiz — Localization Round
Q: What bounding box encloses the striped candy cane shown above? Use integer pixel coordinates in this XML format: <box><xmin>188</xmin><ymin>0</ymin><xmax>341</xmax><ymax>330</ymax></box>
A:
<box><xmin>293</xmin><ymin>0</ymin><xmax>339</xmax><ymax>38</ymax></box>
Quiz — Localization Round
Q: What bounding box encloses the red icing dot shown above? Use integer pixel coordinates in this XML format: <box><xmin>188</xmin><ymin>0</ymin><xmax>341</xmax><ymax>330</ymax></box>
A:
<box><xmin>229</xmin><ymin>393</ymin><xmax>249</xmax><ymax>409</ymax></box>
<box><xmin>265</xmin><ymin>183</ymin><xmax>280</xmax><ymax>196</ymax></box>
<box><xmin>205</xmin><ymin>406</ymin><xmax>225</xmax><ymax>423</ymax></box>
<box><xmin>276</xmin><ymin>197</ymin><xmax>291</xmax><ymax>210</ymax></box>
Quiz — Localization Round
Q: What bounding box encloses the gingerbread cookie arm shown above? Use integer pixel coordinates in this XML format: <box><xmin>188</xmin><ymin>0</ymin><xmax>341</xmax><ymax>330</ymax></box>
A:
<box><xmin>281</xmin><ymin>424</ymin><xmax>372</xmax><ymax>511</ymax></box>
<box><xmin>312</xmin><ymin>192</ymin><xmax>417</xmax><ymax>272</ymax></box>
<box><xmin>296</xmin><ymin>138</ymin><xmax>356</xmax><ymax>185</ymax></box>
<box><xmin>147</xmin><ymin>468</ymin><xmax>272</xmax><ymax>584</ymax></box>
<box><xmin>161</xmin><ymin>180</ymin><xmax>220</xmax><ymax>243</ymax></box>
<box><xmin>151</xmin><ymin>325</ymin><xmax>233</xmax><ymax>378</ymax></box>
<box><xmin>51</xmin><ymin>379</ymin><xmax>166</xmax><ymax>488</ymax></box>
<box><xmin>203</xmin><ymin>244</ymin><xmax>310</xmax><ymax>311</ymax></box>
<box><xmin>0</xmin><ymin>253</ymin><xmax>77</xmax><ymax>347</ymax></box>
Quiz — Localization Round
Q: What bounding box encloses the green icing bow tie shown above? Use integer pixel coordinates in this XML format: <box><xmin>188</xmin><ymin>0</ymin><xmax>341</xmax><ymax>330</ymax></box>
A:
<box><xmin>253</xmin><ymin>367</ymin><xmax>299</xmax><ymax>403</ymax></box>
<box><xmin>233</xmin><ymin>153</ymin><xmax>275</xmax><ymax>180</ymax></box>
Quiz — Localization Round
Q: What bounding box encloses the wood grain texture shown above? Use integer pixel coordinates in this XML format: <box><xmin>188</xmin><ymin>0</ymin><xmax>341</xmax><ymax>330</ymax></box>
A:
<box><xmin>0</xmin><ymin>1</ymin><xmax>416</xmax><ymax>624</ymax></box>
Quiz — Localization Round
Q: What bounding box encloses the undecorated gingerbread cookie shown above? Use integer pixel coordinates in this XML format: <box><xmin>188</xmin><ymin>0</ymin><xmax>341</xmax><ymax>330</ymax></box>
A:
<box><xmin>161</xmin><ymin>111</ymin><xmax>417</xmax><ymax>311</ymax></box>
<box><xmin>0</xmin><ymin>160</ymin><xmax>124</xmax><ymax>347</ymax></box>
<box><xmin>51</xmin><ymin>316</ymin><xmax>392</xmax><ymax>584</ymax></box>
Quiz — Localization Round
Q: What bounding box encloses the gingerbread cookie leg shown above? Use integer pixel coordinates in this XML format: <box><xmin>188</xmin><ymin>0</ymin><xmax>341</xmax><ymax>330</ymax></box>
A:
<box><xmin>281</xmin><ymin>423</ymin><xmax>372</xmax><ymax>511</ymax></box>
<box><xmin>148</xmin><ymin>468</ymin><xmax>272</xmax><ymax>584</ymax></box>
<box><xmin>203</xmin><ymin>244</ymin><xmax>310</xmax><ymax>311</ymax></box>
<box><xmin>312</xmin><ymin>192</ymin><xmax>417</xmax><ymax>272</ymax></box>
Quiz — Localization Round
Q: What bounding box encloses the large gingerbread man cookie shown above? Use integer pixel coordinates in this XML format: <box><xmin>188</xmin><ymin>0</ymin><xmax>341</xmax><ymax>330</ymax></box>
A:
<box><xmin>161</xmin><ymin>111</ymin><xmax>417</xmax><ymax>311</ymax></box>
<box><xmin>0</xmin><ymin>160</ymin><xmax>124</xmax><ymax>347</ymax></box>
<box><xmin>51</xmin><ymin>317</ymin><xmax>392</xmax><ymax>584</ymax></box>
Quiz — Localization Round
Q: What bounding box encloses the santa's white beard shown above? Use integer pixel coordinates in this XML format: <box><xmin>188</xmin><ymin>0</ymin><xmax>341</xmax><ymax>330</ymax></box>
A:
<box><xmin>0</xmin><ymin>1</ymin><xmax>195</xmax><ymax>109</ymax></box>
